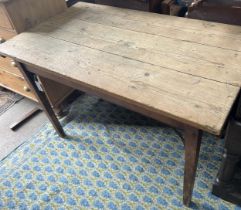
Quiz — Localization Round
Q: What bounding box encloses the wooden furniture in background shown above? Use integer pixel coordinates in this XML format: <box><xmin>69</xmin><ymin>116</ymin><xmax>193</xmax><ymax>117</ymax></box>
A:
<box><xmin>0</xmin><ymin>0</ymin><xmax>73</xmax><ymax>113</ymax></box>
<box><xmin>161</xmin><ymin>0</ymin><xmax>184</xmax><ymax>15</ymax></box>
<box><xmin>1</xmin><ymin>3</ymin><xmax>240</xmax><ymax>206</ymax></box>
<box><xmin>66</xmin><ymin>0</ymin><xmax>81</xmax><ymax>7</ymax></box>
<box><xmin>212</xmin><ymin>95</ymin><xmax>241</xmax><ymax>206</ymax></box>
<box><xmin>95</xmin><ymin>0</ymin><xmax>162</xmax><ymax>12</ymax></box>
<box><xmin>187</xmin><ymin>0</ymin><xmax>241</xmax><ymax>25</ymax></box>
<box><xmin>94</xmin><ymin>0</ymin><xmax>185</xmax><ymax>15</ymax></box>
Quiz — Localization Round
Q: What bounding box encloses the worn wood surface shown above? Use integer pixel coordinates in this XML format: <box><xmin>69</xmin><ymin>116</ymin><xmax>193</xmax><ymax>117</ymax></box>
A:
<box><xmin>0</xmin><ymin>2</ymin><xmax>240</xmax><ymax>135</ymax></box>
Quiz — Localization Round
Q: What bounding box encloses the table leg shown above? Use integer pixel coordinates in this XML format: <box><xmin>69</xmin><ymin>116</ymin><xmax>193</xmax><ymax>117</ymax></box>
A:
<box><xmin>183</xmin><ymin>127</ymin><xmax>202</xmax><ymax>206</ymax></box>
<box><xmin>16</xmin><ymin>62</ymin><xmax>66</xmax><ymax>138</ymax></box>
<box><xmin>15</xmin><ymin>62</ymin><xmax>203</xmax><ymax>206</ymax></box>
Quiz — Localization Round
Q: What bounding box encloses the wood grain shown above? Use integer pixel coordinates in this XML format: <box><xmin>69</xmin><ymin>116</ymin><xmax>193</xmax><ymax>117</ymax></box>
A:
<box><xmin>72</xmin><ymin>3</ymin><xmax>241</xmax><ymax>36</ymax></box>
<box><xmin>34</xmin><ymin>4</ymin><xmax>241</xmax><ymax>86</ymax></box>
<box><xmin>0</xmin><ymin>2</ymin><xmax>240</xmax><ymax>135</ymax></box>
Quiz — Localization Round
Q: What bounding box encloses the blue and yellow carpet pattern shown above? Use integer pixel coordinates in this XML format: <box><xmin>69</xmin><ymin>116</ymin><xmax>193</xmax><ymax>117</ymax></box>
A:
<box><xmin>0</xmin><ymin>95</ymin><xmax>240</xmax><ymax>210</ymax></box>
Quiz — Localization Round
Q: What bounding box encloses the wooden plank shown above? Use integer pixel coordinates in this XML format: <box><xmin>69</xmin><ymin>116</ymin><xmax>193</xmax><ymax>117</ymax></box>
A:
<box><xmin>0</xmin><ymin>32</ymin><xmax>239</xmax><ymax>134</ymax></box>
<box><xmin>24</xmin><ymin>63</ymin><xmax>189</xmax><ymax>131</ymax></box>
<box><xmin>33</xmin><ymin>13</ymin><xmax>241</xmax><ymax>86</ymax></box>
<box><xmin>74</xmin><ymin>6</ymin><xmax>241</xmax><ymax>52</ymax></box>
<box><xmin>72</xmin><ymin>2</ymin><xmax>241</xmax><ymax>36</ymax></box>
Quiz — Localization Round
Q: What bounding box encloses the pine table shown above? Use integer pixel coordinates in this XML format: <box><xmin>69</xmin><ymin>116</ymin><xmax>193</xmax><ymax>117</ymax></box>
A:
<box><xmin>0</xmin><ymin>2</ymin><xmax>241</xmax><ymax>206</ymax></box>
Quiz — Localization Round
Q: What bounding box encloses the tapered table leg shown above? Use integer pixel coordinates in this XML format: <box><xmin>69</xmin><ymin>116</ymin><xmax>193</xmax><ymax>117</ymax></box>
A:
<box><xmin>183</xmin><ymin>127</ymin><xmax>202</xmax><ymax>206</ymax></box>
<box><xmin>17</xmin><ymin>62</ymin><xmax>66</xmax><ymax>138</ymax></box>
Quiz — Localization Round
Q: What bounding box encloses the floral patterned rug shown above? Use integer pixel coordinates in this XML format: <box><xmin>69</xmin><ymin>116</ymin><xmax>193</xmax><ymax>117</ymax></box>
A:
<box><xmin>0</xmin><ymin>94</ymin><xmax>240</xmax><ymax>210</ymax></box>
<box><xmin>0</xmin><ymin>89</ymin><xmax>23</xmax><ymax>116</ymax></box>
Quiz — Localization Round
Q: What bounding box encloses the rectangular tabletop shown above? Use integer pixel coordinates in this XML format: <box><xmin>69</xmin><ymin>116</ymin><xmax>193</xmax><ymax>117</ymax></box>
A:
<box><xmin>0</xmin><ymin>2</ymin><xmax>240</xmax><ymax>135</ymax></box>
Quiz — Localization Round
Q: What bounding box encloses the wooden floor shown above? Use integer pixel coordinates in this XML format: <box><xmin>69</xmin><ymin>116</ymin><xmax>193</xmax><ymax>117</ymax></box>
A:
<box><xmin>0</xmin><ymin>2</ymin><xmax>241</xmax><ymax>135</ymax></box>
<box><xmin>0</xmin><ymin>97</ymin><xmax>46</xmax><ymax>160</ymax></box>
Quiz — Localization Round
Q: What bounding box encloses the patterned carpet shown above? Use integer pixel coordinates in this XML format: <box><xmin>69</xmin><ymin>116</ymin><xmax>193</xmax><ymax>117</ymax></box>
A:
<box><xmin>0</xmin><ymin>89</ymin><xmax>23</xmax><ymax>116</ymax></box>
<box><xmin>0</xmin><ymin>95</ymin><xmax>240</xmax><ymax>210</ymax></box>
